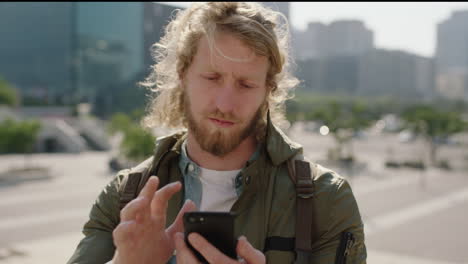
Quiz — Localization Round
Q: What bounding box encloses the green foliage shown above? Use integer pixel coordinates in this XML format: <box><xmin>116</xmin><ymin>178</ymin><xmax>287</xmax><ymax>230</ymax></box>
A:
<box><xmin>286</xmin><ymin>92</ymin><xmax>385</xmax><ymax>162</ymax></box>
<box><xmin>120</xmin><ymin>125</ymin><xmax>156</xmax><ymax>162</ymax></box>
<box><xmin>0</xmin><ymin>77</ymin><xmax>19</xmax><ymax>106</ymax></box>
<box><xmin>0</xmin><ymin>119</ymin><xmax>41</xmax><ymax>154</ymax></box>
<box><xmin>286</xmin><ymin>91</ymin><xmax>397</xmax><ymax>124</ymax></box>
<box><xmin>402</xmin><ymin>104</ymin><xmax>466</xmax><ymax>138</ymax></box>
<box><xmin>401</xmin><ymin>104</ymin><xmax>467</xmax><ymax>165</ymax></box>
<box><xmin>130</xmin><ymin>107</ymin><xmax>145</xmax><ymax>122</ymax></box>
<box><xmin>308</xmin><ymin>100</ymin><xmax>374</xmax><ymax>136</ymax></box>
<box><xmin>107</xmin><ymin>112</ymin><xmax>133</xmax><ymax>135</ymax></box>
<box><xmin>107</xmin><ymin>112</ymin><xmax>155</xmax><ymax>162</ymax></box>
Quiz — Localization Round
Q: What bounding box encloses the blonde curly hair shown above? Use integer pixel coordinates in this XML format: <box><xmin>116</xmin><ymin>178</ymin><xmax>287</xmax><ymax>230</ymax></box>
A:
<box><xmin>140</xmin><ymin>2</ymin><xmax>299</xmax><ymax>139</ymax></box>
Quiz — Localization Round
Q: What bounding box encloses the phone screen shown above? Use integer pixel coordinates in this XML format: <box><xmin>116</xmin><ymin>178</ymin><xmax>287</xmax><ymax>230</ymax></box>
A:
<box><xmin>183</xmin><ymin>212</ymin><xmax>237</xmax><ymax>263</ymax></box>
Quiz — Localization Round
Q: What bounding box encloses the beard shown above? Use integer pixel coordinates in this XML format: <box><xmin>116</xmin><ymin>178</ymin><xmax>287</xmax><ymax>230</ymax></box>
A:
<box><xmin>184</xmin><ymin>94</ymin><xmax>266</xmax><ymax>157</ymax></box>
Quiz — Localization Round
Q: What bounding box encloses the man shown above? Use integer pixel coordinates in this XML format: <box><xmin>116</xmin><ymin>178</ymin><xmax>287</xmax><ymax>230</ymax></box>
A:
<box><xmin>68</xmin><ymin>2</ymin><xmax>366</xmax><ymax>264</ymax></box>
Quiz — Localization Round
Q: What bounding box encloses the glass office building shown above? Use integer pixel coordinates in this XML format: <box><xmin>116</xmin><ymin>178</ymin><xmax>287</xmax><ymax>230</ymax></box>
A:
<box><xmin>0</xmin><ymin>2</ymin><xmax>73</xmax><ymax>103</ymax></box>
<box><xmin>0</xmin><ymin>2</ymin><xmax>180</xmax><ymax>114</ymax></box>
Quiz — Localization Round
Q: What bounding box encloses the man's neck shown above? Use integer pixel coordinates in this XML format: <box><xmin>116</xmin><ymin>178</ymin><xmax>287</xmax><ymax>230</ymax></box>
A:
<box><xmin>186</xmin><ymin>132</ymin><xmax>257</xmax><ymax>171</ymax></box>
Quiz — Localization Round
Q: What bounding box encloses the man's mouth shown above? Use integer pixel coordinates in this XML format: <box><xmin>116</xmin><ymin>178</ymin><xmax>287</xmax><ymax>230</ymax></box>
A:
<box><xmin>208</xmin><ymin>118</ymin><xmax>235</xmax><ymax>127</ymax></box>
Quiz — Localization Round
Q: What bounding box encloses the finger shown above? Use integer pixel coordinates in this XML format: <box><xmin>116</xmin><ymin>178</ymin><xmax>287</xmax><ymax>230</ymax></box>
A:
<box><xmin>236</xmin><ymin>236</ymin><xmax>265</xmax><ymax>264</ymax></box>
<box><xmin>113</xmin><ymin>220</ymin><xmax>137</xmax><ymax>245</ymax></box>
<box><xmin>120</xmin><ymin>196</ymin><xmax>148</xmax><ymax>222</ymax></box>
<box><xmin>167</xmin><ymin>199</ymin><xmax>197</xmax><ymax>237</ymax></box>
<box><xmin>138</xmin><ymin>176</ymin><xmax>159</xmax><ymax>199</ymax></box>
<box><xmin>151</xmin><ymin>181</ymin><xmax>182</xmax><ymax>218</ymax></box>
<box><xmin>134</xmin><ymin>176</ymin><xmax>160</xmax><ymax>222</ymax></box>
<box><xmin>188</xmin><ymin>233</ymin><xmax>236</xmax><ymax>264</ymax></box>
<box><xmin>174</xmin><ymin>232</ymin><xmax>198</xmax><ymax>264</ymax></box>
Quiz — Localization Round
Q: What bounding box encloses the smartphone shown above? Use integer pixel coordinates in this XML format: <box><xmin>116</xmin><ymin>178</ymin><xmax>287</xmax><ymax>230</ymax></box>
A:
<box><xmin>183</xmin><ymin>211</ymin><xmax>237</xmax><ymax>263</ymax></box>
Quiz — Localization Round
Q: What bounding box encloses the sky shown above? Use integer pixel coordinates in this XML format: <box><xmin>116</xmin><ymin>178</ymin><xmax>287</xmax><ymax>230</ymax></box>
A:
<box><xmin>159</xmin><ymin>2</ymin><xmax>468</xmax><ymax>58</ymax></box>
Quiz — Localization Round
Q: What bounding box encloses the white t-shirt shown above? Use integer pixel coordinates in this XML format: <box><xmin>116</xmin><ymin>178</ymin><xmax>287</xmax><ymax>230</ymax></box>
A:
<box><xmin>198</xmin><ymin>167</ymin><xmax>241</xmax><ymax>212</ymax></box>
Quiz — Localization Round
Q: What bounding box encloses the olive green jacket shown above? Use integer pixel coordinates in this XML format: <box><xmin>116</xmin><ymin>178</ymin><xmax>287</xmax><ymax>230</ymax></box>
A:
<box><xmin>68</xmin><ymin>119</ymin><xmax>366</xmax><ymax>264</ymax></box>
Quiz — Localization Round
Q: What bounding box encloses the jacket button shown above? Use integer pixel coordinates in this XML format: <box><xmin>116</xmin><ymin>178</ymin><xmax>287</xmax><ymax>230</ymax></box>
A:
<box><xmin>188</xmin><ymin>164</ymin><xmax>194</xmax><ymax>172</ymax></box>
<box><xmin>245</xmin><ymin>175</ymin><xmax>251</xmax><ymax>185</ymax></box>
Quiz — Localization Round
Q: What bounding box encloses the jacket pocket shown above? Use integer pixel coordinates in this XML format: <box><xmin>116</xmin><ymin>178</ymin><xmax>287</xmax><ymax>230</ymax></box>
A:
<box><xmin>335</xmin><ymin>232</ymin><xmax>355</xmax><ymax>264</ymax></box>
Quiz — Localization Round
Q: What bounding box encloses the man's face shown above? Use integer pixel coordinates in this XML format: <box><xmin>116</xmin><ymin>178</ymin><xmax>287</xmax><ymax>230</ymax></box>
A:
<box><xmin>183</xmin><ymin>32</ymin><xmax>269</xmax><ymax>157</ymax></box>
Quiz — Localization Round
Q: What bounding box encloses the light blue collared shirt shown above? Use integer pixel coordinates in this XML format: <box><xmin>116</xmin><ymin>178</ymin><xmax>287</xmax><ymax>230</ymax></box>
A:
<box><xmin>178</xmin><ymin>139</ymin><xmax>261</xmax><ymax>209</ymax></box>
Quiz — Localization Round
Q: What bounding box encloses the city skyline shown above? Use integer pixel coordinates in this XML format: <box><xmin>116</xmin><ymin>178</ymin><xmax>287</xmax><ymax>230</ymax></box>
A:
<box><xmin>159</xmin><ymin>2</ymin><xmax>468</xmax><ymax>58</ymax></box>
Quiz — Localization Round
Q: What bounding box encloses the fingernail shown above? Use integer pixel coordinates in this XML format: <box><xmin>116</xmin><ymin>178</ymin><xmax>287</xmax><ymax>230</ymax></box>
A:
<box><xmin>149</xmin><ymin>176</ymin><xmax>159</xmax><ymax>182</ymax></box>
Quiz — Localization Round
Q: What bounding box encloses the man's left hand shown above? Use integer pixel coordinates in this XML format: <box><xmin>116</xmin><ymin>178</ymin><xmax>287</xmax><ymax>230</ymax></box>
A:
<box><xmin>174</xmin><ymin>232</ymin><xmax>266</xmax><ymax>264</ymax></box>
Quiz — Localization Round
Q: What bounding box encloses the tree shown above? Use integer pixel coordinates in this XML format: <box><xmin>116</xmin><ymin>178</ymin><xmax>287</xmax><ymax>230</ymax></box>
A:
<box><xmin>309</xmin><ymin>100</ymin><xmax>375</xmax><ymax>162</ymax></box>
<box><xmin>0</xmin><ymin>118</ymin><xmax>41</xmax><ymax>169</ymax></box>
<box><xmin>107</xmin><ymin>112</ymin><xmax>133</xmax><ymax>136</ymax></box>
<box><xmin>120</xmin><ymin>126</ymin><xmax>156</xmax><ymax>162</ymax></box>
<box><xmin>402</xmin><ymin>104</ymin><xmax>466</xmax><ymax>165</ymax></box>
<box><xmin>0</xmin><ymin>119</ymin><xmax>41</xmax><ymax>154</ymax></box>
<box><xmin>0</xmin><ymin>77</ymin><xmax>19</xmax><ymax>106</ymax></box>
<box><xmin>107</xmin><ymin>112</ymin><xmax>156</xmax><ymax>163</ymax></box>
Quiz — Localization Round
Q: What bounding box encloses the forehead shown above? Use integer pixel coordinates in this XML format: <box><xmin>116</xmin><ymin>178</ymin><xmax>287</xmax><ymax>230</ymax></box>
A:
<box><xmin>192</xmin><ymin>32</ymin><xmax>269</xmax><ymax>80</ymax></box>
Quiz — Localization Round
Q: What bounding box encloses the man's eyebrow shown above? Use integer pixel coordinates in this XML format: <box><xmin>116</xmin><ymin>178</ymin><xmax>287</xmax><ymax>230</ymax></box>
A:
<box><xmin>200</xmin><ymin>68</ymin><xmax>263</xmax><ymax>81</ymax></box>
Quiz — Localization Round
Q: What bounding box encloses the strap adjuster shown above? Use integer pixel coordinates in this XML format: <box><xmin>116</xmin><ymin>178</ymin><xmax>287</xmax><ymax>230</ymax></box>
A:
<box><xmin>295</xmin><ymin>161</ymin><xmax>314</xmax><ymax>199</ymax></box>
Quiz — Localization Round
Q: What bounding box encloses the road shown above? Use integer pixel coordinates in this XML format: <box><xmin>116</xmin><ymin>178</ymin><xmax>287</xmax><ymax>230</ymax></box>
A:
<box><xmin>289</xmin><ymin>123</ymin><xmax>468</xmax><ymax>264</ymax></box>
<box><xmin>0</xmin><ymin>126</ymin><xmax>467</xmax><ymax>263</ymax></box>
<box><xmin>0</xmin><ymin>152</ymin><xmax>112</xmax><ymax>263</ymax></box>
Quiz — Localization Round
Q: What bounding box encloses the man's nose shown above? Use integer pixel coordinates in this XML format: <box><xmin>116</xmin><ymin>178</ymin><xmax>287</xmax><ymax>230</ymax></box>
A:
<box><xmin>214</xmin><ymin>81</ymin><xmax>236</xmax><ymax>114</ymax></box>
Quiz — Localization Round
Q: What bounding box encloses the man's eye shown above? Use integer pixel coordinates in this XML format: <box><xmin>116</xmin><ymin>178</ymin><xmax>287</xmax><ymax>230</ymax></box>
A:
<box><xmin>204</xmin><ymin>76</ymin><xmax>219</xmax><ymax>81</ymax></box>
<box><xmin>241</xmin><ymin>83</ymin><xmax>253</xmax><ymax>89</ymax></box>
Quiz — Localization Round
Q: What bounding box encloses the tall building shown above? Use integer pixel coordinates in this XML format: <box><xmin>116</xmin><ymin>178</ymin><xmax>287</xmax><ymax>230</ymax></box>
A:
<box><xmin>357</xmin><ymin>49</ymin><xmax>434</xmax><ymax>99</ymax></box>
<box><xmin>293</xmin><ymin>19</ymin><xmax>374</xmax><ymax>60</ymax></box>
<box><xmin>296</xmin><ymin>48</ymin><xmax>434</xmax><ymax>99</ymax></box>
<box><xmin>327</xmin><ymin>20</ymin><xmax>374</xmax><ymax>57</ymax></box>
<box><xmin>435</xmin><ymin>10</ymin><xmax>468</xmax><ymax>100</ymax></box>
<box><xmin>143</xmin><ymin>3</ymin><xmax>182</xmax><ymax>71</ymax></box>
<box><xmin>75</xmin><ymin>2</ymin><xmax>144</xmax><ymax>102</ymax></box>
<box><xmin>293</xmin><ymin>22</ymin><xmax>327</xmax><ymax>60</ymax></box>
<box><xmin>0</xmin><ymin>3</ymin><xmax>73</xmax><ymax>103</ymax></box>
<box><xmin>0</xmin><ymin>2</ymin><xmax>181</xmax><ymax>114</ymax></box>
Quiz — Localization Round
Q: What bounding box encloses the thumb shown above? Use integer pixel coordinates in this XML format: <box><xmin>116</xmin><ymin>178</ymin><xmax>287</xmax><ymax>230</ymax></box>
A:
<box><xmin>167</xmin><ymin>199</ymin><xmax>197</xmax><ymax>236</ymax></box>
<box><xmin>237</xmin><ymin>236</ymin><xmax>265</xmax><ymax>264</ymax></box>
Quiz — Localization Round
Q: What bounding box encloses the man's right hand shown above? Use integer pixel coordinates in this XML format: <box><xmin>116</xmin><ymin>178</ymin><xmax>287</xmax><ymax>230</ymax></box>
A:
<box><xmin>112</xmin><ymin>176</ymin><xmax>196</xmax><ymax>264</ymax></box>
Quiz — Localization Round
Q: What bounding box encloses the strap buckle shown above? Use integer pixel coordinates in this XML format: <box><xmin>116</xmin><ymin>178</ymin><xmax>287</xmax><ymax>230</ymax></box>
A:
<box><xmin>295</xmin><ymin>161</ymin><xmax>314</xmax><ymax>199</ymax></box>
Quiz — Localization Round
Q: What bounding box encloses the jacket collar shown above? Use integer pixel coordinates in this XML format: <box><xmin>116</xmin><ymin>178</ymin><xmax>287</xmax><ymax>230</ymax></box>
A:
<box><xmin>264</xmin><ymin>111</ymin><xmax>302</xmax><ymax>166</ymax></box>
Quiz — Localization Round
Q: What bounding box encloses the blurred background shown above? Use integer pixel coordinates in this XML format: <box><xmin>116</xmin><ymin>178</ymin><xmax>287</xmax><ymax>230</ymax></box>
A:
<box><xmin>0</xmin><ymin>2</ymin><xmax>467</xmax><ymax>263</ymax></box>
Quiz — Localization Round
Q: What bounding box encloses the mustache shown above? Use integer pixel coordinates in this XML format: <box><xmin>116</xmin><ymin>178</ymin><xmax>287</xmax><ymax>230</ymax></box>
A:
<box><xmin>206</xmin><ymin>109</ymin><xmax>240</xmax><ymax>123</ymax></box>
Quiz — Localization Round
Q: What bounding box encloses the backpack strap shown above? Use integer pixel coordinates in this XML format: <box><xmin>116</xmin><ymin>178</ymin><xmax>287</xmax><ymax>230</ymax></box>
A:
<box><xmin>118</xmin><ymin>136</ymin><xmax>179</xmax><ymax>210</ymax></box>
<box><xmin>287</xmin><ymin>153</ymin><xmax>316</xmax><ymax>262</ymax></box>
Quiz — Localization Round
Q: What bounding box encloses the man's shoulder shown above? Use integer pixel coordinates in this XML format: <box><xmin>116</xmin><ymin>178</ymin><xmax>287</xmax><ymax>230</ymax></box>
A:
<box><xmin>154</xmin><ymin>129</ymin><xmax>187</xmax><ymax>148</ymax></box>
<box><xmin>288</xmin><ymin>153</ymin><xmax>346</xmax><ymax>192</ymax></box>
<box><xmin>311</xmin><ymin>162</ymin><xmax>347</xmax><ymax>191</ymax></box>
<box><xmin>287</xmin><ymin>155</ymin><xmax>353</xmax><ymax>205</ymax></box>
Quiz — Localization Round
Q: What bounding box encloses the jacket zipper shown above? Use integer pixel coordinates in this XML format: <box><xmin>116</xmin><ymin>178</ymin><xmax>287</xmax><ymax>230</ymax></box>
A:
<box><xmin>335</xmin><ymin>232</ymin><xmax>355</xmax><ymax>264</ymax></box>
